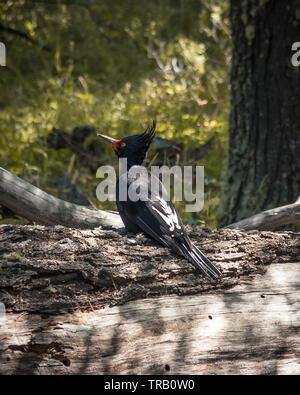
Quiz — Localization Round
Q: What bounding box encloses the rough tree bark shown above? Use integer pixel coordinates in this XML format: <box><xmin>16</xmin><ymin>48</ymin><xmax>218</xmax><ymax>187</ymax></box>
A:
<box><xmin>218</xmin><ymin>0</ymin><xmax>300</xmax><ymax>226</ymax></box>
<box><xmin>0</xmin><ymin>224</ymin><xmax>299</xmax><ymax>374</ymax></box>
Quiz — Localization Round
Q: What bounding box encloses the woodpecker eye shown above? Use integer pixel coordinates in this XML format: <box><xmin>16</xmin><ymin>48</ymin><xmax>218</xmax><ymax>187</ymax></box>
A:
<box><xmin>121</xmin><ymin>142</ymin><xmax>126</xmax><ymax>148</ymax></box>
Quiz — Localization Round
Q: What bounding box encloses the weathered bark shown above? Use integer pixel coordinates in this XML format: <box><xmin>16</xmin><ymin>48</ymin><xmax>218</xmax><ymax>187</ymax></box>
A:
<box><xmin>0</xmin><ymin>167</ymin><xmax>123</xmax><ymax>229</ymax></box>
<box><xmin>226</xmin><ymin>196</ymin><xmax>300</xmax><ymax>231</ymax></box>
<box><xmin>218</xmin><ymin>0</ymin><xmax>300</xmax><ymax>226</ymax></box>
<box><xmin>0</xmin><ymin>224</ymin><xmax>299</xmax><ymax>374</ymax></box>
<box><xmin>1</xmin><ymin>262</ymin><xmax>299</xmax><ymax>375</ymax></box>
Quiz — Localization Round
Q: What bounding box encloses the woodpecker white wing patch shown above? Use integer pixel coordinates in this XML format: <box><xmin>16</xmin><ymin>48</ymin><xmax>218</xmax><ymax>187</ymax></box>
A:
<box><xmin>151</xmin><ymin>196</ymin><xmax>181</xmax><ymax>233</ymax></box>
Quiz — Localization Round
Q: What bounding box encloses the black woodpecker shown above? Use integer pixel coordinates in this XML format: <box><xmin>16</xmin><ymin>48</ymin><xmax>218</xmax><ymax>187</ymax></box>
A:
<box><xmin>98</xmin><ymin>121</ymin><xmax>221</xmax><ymax>280</ymax></box>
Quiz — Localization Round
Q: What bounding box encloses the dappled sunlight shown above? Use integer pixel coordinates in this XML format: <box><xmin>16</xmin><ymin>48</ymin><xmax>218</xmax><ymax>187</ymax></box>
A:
<box><xmin>0</xmin><ymin>0</ymin><xmax>230</xmax><ymax>227</ymax></box>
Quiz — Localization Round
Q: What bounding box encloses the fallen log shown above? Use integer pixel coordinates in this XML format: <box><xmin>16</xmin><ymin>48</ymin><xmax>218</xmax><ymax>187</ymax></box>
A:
<box><xmin>0</xmin><ymin>167</ymin><xmax>123</xmax><ymax>229</ymax></box>
<box><xmin>1</xmin><ymin>167</ymin><xmax>299</xmax><ymax>231</ymax></box>
<box><xmin>1</xmin><ymin>262</ymin><xmax>299</xmax><ymax>375</ymax></box>
<box><xmin>0</xmin><ymin>224</ymin><xmax>299</xmax><ymax>374</ymax></box>
<box><xmin>226</xmin><ymin>197</ymin><xmax>300</xmax><ymax>231</ymax></box>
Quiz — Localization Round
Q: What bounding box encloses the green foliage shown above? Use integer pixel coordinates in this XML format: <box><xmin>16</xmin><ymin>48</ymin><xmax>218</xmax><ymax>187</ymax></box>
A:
<box><xmin>0</xmin><ymin>0</ymin><xmax>230</xmax><ymax>227</ymax></box>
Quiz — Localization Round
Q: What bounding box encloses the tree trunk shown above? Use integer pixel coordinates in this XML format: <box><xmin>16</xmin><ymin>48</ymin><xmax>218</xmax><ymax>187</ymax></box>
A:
<box><xmin>218</xmin><ymin>0</ymin><xmax>300</xmax><ymax>226</ymax></box>
<box><xmin>0</xmin><ymin>224</ymin><xmax>299</xmax><ymax>374</ymax></box>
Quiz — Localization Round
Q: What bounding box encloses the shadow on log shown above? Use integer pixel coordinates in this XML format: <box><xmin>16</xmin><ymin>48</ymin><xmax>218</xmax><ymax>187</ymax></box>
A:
<box><xmin>0</xmin><ymin>224</ymin><xmax>299</xmax><ymax>374</ymax></box>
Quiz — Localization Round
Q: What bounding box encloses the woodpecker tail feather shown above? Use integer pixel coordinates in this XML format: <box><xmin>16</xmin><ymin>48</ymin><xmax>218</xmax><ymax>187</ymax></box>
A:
<box><xmin>180</xmin><ymin>242</ymin><xmax>221</xmax><ymax>280</ymax></box>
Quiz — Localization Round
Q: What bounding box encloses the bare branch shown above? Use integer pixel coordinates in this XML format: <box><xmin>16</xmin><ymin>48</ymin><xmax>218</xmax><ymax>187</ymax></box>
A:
<box><xmin>0</xmin><ymin>167</ymin><xmax>123</xmax><ymax>229</ymax></box>
<box><xmin>0</xmin><ymin>22</ymin><xmax>51</xmax><ymax>51</ymax></box>
<box><xmin>225</xmin><ymin>197</ymin><xmax>300</xmax><ymax>231</ymax></box>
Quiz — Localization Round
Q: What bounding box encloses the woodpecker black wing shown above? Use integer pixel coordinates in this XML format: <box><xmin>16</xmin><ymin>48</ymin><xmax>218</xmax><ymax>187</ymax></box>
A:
<box><xmin>134</xmin><ymin>198</ymin><xmax>221</xmax><ymax>280</ymax></box>
<box><xmin>117</xmin><ymin>171</ymin><xmax>221</xmax><ymax>280</ymax></box>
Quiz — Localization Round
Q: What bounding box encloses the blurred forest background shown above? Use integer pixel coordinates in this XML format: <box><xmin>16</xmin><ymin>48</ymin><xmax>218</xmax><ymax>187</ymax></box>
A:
<box><xmin>0</xmin><ymin>0</ymin><xmax>298</xmax><ymax>229</ymax></box>
<box><xmin>0</xmin><ymin>0</ymin><xmax>230</xmax><ymax>227</ymax></box>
